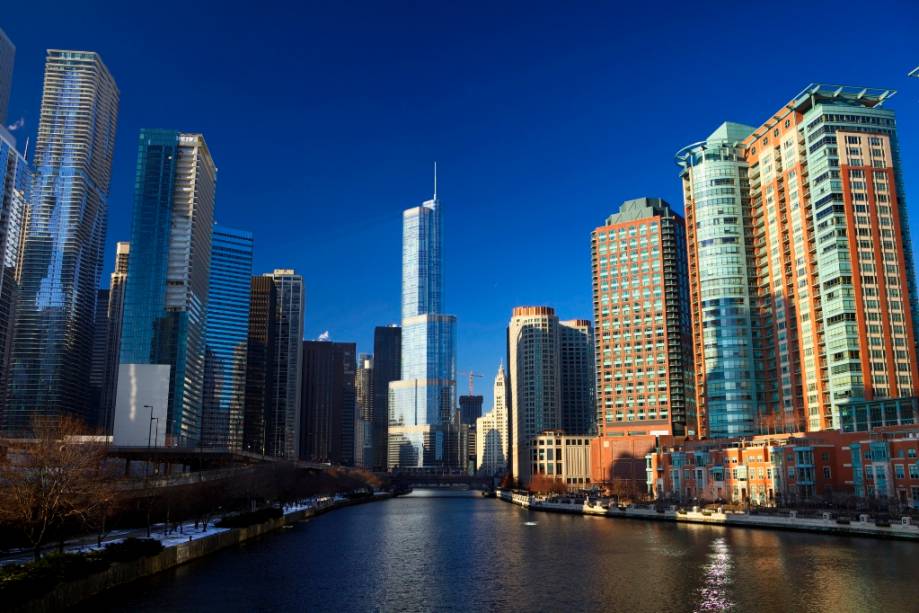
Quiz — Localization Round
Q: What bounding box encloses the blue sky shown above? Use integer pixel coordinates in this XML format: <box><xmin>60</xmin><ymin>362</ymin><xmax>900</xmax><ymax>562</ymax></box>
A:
<box><xmin>4</xmin><ymin>1</ymin><xmax>919</xmax><ymax>409</ymax></box>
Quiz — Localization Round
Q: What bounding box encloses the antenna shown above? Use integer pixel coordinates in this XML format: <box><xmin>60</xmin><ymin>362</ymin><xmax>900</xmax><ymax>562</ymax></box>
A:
<box><xmin>433</xmin><ymin>161</ymin><xmax>437</xmax><ymax>200</ymax></box>
<box><xmin>23</xmin><ymin>136</ymin><xmax>30</xmax><ymax>160</ymax></box>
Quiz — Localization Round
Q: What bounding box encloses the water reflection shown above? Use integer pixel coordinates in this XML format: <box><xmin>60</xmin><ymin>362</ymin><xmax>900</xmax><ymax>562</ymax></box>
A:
<box><xmin>83</xmin><ymin>496</ymin><xmax>919</xmax><ymax>613</ymax></box>
<box><xmin>695</xmin><ymin>536</ymin><xmax>733</xmax><ymax>611</ymax></box>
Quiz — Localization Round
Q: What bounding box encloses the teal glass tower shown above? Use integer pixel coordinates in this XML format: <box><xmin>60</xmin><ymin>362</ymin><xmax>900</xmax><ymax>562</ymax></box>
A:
<box><xmin>202</xmin><ymin>225</ymin><xmax>253</xmax><ymax>449</ymax></box>
<box><xmin>119</xmin><ymin>129</ymin><xmax>216</xmax><ymax>446</ymax></box>
<box><xmin>388</xmin><ymin>179</ymin><xmax>457</xmax><ymax>469</ymax></box>
<box><xmin>6</xmin><ymin>51</ymin><xmax>118</xmax><ymax>431</ymax></box>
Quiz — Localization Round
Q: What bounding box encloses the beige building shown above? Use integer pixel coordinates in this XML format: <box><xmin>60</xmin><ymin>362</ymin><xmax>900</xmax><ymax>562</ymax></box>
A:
<box><xmin>529</xmin><ymin>430</ymin><xmax>592</xmax><ymax>491</ymax></box>
<box><xmin>476</xmin><ymin>364</ymin><xmax>509</xmax><ymax>476</ymax></box>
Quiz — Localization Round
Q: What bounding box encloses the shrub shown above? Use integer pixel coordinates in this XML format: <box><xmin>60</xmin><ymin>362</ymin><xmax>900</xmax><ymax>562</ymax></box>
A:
<box><xmin>0</xmin><ymin>552</ymin><xmax>108</xmax><ymax>605</ymax></box>
<box><xmin>100</xmin><ymin>538</ymin><xmax>164</xmax><ymax>563</ymax></box>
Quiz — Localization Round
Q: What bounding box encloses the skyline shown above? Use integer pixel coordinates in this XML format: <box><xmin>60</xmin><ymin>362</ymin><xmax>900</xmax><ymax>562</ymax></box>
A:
<box><xmin>3</xmin><ymin>4</ymin><xmax>919</xmax><ymax>410</ymax></box>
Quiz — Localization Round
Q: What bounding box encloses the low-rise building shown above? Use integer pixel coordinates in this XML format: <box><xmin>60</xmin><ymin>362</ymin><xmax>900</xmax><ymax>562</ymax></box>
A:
<box><xmin>529</xmin><ymin>430</ymin><xmax>592</xmax><ymax>490</ymax></box>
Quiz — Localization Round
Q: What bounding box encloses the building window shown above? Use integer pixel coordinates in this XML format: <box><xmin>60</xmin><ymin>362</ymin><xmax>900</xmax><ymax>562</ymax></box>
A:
<box><xmin>823</xmin><ymin>466</ymin><xmax>831</xmax><ymax>479</ymax></box>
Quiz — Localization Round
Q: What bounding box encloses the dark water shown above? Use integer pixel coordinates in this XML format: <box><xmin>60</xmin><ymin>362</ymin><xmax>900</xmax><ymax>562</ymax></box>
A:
<box><xmin>84</xmin><ymin>491</ymin><xmax>919</xmax><ymax>612</ymax></box>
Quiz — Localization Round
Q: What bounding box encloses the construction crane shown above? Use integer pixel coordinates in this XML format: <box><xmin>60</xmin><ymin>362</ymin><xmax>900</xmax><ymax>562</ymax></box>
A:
<box><xmin>910</xmin><ymin>66</ymin><xmax>919</xmax><ymax>79</ymax></box>
<box><xmin>457</xmin><ymin>370</ymin><xmax>484</xmax><ymax>396</ymax></box>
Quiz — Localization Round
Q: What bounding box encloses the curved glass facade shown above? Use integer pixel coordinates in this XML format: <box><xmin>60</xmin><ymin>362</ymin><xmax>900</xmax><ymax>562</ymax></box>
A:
<box><xmin>6</xmin><ymin>51</ymin><xmax>118</xmax><ymax>431</ymax></box>
<box><xmin>678</xmin><ymin>123</ymin><xmax>759</xmax><ymax>439</ymax></box>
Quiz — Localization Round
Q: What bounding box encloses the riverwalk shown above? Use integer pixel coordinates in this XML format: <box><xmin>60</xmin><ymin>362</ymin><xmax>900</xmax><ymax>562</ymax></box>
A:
<box><xmin>497</xmin><ymin>490</ymin><xmax>919</xmax><ymax>541</ymax></box>
<box><xmin>9</xmin><ymin>492</ymin><xmax>392</xmax><ymax>613</ymax></box>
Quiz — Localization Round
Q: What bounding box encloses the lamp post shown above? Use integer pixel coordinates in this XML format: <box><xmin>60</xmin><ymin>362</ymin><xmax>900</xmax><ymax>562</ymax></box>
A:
<box><xmin>144</xmin><ymin>405</ymin><xmax>156</xmax><ymax>478</ymax></box>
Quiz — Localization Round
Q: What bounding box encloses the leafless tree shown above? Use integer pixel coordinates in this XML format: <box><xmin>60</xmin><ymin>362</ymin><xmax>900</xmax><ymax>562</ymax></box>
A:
<box><xmin>0</xmin><ymin>416</ymin><xmax>115</xmax><ymax>560</ymax></box>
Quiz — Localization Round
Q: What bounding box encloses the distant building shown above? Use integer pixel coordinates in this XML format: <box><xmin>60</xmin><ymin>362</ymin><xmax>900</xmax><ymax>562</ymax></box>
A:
<box><xmin>245</xmin><ymin>270</ymin><xmax>305</xmax><ymax>459</ymax></box>
<box><xmin>0</xmin><ymin>28</ymin><xmax>13</xmax><ymax>124</ymax></box>
<box><xmin>0</xmin><ymin>126</ymin><xmax>29</xmax><ymax>423</ymax></box>
<box><xmin>89</xmin><ymin>242</ymin><xmax>130</xmax><ymax>433</ymax></box>
<box><xmin>300</xmin><ymin>339</ymin><xmax>355</xmax><ymax>464</ymax></box>
<box><xmin>559</xmin><ymin>319</ymin><xmax>596</xmax><ymax>435</ymax></box>
<box><xmin>355</xmin><ymin>353</ymin><xmax>374</xmax><ymax>468</ymax></box>
<box><xmin>7</xmin><ymin>50</ymin><xmax>119</xmax><ymax>432</ymax></box>
<box><xmin>388</xmin><ymin>186</ymin><xmax>457</xmax><ymax>470</ymax></box>
<box><xmin>458</xmin><ymin>395</ymin><xmax>483</xmax><ymax>426</ymax></box>
<box><xmin>202</xmin><ymin>226</ymin><xmax>253</xmax><ymax>450</ymax></box>
<box><xmin>372</xmin><ymin>325</ymin><xmax>400</xmax><ymax>470</ymax></box>
<box><xmin>117</xmin><ymin>130</ymin><xmax>216</xmax><ymax>446</ymax></box>
<box><xmin>508</xmin><ymin>306</ymin><xmax>561</xmax><ymax>486</ymax></box>
<box><xmin>476</xmin><ymin>364</ymin><xmax>509</xmax><ymax>476</ymax></box>
<box><xmin>243</xmin><ymin>276</ymin><xmax>277</xmax><ymax>454</ymax></box>
<box><xmin>591</xmin><ymin>198</ymin><xmax>694</xmax><ymax>437</ymax></box>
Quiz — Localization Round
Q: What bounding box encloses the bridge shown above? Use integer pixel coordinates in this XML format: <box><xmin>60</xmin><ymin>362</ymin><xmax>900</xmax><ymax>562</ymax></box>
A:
<box><xmin>389</xmin><ymin>470</ymin><xmax>494</xmax><ymax>493</ymax></box>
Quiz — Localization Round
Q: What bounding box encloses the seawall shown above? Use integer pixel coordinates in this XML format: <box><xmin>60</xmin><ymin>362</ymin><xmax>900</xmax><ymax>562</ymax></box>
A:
<box><xmin>13</xmin><ymin>493</ymin><xmax>392</xmax><ymax>613</ymax></box>
<box><xmin>497</xmin><ymin>490</ymin><xmax>919</xmax><ymax>541</ymax></box>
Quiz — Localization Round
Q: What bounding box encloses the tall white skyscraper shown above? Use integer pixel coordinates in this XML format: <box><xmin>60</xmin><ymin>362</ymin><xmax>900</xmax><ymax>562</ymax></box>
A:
<box><xmin>475</xmin><ymin>363</ymin><xmax>509</xmax><ymax>476</ymax></box>
<box><xmin>508</xmin><ymin>306</ymin><xmax>561</xmax><ymax>485</ymax></box>
<box><xmin>388</xmin><ymin>179</ymin><xmax>457</xmax><ymax>469</ymax></box>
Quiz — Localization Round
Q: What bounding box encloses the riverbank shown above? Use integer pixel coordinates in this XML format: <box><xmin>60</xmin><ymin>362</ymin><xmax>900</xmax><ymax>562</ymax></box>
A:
<box><xmin>497</xmin><ymin>490</ymin><xmax>919</xmax><ymax>541</ymax></box>
<box><xmin>9</xmin><ymin>492</ymin><xmax>392</xmax><ymax>613</ymax></box>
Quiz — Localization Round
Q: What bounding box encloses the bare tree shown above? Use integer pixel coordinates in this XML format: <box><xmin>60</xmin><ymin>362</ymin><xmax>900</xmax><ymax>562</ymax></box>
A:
<box><xmin>0</xmin><ymin>416</ymin><xmax>115</xmax><ymax>560</ymax></box>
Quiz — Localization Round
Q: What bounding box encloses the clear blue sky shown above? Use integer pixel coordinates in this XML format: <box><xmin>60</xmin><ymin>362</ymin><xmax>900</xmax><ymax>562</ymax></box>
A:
<box><xmin>4</xmin><ymin>2</ymin><xmax>919</xmax><ymax>409</ymax></box>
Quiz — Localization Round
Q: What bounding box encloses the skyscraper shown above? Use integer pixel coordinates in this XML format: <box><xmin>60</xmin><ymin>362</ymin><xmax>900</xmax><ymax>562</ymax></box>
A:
<box><xmin>118</xmin><ymin>130</ymin><xmax>216</xmax><ymax>446</ymax></box>
<box><xmin>591</xmin><ymin>198</ymin><xmax>694</xmax><ymax>437</ymax></box>
<box><xmin>6</xmin><ymin>51</ymin><xmax>119</xmax><ymax>432</ymax></box>
<box><xmin>202</xmin><ymin>225</ymin><xmax>253</xmax><ymax>449</ymax></box>
<box><xmin>508</xmin><ymin>306</ymin><xmax>561</xmax><ymax>485</ymax></box>
<box><xmin>678</xmin><ymin>84</ymin><xmax>919</xmax><ymax>437</ymax></box>
<box><xmin>0</xmin><ymin>28</ymin><xmax>13</xmax><ymax>125</ymax></box>
<box><xmin>388</xmin><ymin>185</ymin><xmax>457</xmax><ymax>470</ymax></box>
<box><xmin>558</xmin><ymin>319</ymin><xmax>596</xmax><ymax>435</ymax></box>
<box><xmin>243</xmin><ymin>276</ymin><xmax>277</xmax><ymax>454</ymax></box>
<box><xmin>300</xmin><ymin>339</ymin><xmax>355</xmax><ymax>463</ymax></box>
<box><xmin>0</xmin><ymin>126</ymin><xmax>29</xmax><ymax>423</ymax></box>
<box><xmin>458</xmin><ymin>394</ymin><xmax>483</xmax><ymax>425</ymax></box>
<box><xmin>355</xmin><ymin>353</ymin><xmax>374</xmax><ymax>467</ymax></box>
<box><xmin>475</xmin><ymin>363</ymin><xmax>509</xmax><ymax>476</ymax></box>
<box><xmin>371</xmin><ymin>325</ymin><xmax>400</xmax><ymax>469</ymax></box>
<box><xmin>266</xmin><ymin>269</ymin><xmax>304</xmax><ymax>459</ymax></box>
<box><xmin>89</xmin><ymin>242</ymin><xmax>129</xmax><ymax>433</ymax></box>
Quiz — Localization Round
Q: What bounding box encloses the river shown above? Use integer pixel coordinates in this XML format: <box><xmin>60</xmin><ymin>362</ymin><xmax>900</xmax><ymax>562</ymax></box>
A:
<box><xmin>82</xmin><ymin>490</ymin><xmax>919</xmax><ymax>612</ymax></box>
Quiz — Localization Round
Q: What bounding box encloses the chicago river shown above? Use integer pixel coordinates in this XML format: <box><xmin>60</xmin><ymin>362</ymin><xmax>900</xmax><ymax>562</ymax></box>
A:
<box><xmin>83</xmin><ymin>490</ymin><xmax>919</xmax><ymax>612</ymax></box>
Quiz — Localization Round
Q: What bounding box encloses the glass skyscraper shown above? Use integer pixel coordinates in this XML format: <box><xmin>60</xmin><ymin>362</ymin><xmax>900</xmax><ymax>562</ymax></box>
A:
<box><xmin>0</xmin><ymin>126</ymin><xmax>29</xmax><ymax>423</ymax></box>
<box><xmin>119</xmin><ymin>130</ymin><xmax>216</xmax><ymax>446</ymax></box>
<box><xmin>202</xmin><ymin>225</ymin><xmax>253</xmax><ymax>449</ymax></box>
<box><xmin>388</xmin><ymin>189</ymin><xmax>457</xmax><ymax>470</ymax></box>
<box><xmin>6</xmin><ymin>50</ymin><xmax>119</xmax><ymax>432</ymax></box>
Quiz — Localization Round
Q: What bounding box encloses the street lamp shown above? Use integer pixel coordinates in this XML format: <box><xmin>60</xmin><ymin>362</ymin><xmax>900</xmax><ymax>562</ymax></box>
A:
<box><xmin>144</xmin><ymin>405</ymin><xmax>158</xmax><ymax>478</ymax></box>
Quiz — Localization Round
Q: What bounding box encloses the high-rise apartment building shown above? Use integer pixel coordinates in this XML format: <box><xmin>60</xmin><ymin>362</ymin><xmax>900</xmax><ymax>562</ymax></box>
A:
<box><xmin>475</xmin><ymin>363</ymin><xmax>509</xmax><ymax>476</ymax></box>
<box><xmin>559</xmin><ymin>319</ymin><xmax>596</xmax><ymax>435</ymax></box>
<box><xmin>0</xmin><ymin>28</ymin><xmax>13</xmax><ymax>124</ymax></box>
<box><xmin>355</xmin><ymin>353</ymin><xmax>374</xmax><ymax>467</ymax></box>
<box><xmin>89</xmin><ymin>241</ymin><xmax>129</xmax><ymax>432</ymax></box>
<box><xmin>243</xmin><ymin>276</ymin><xmax>277</xmax><ymax>454</ymax></box>
<box><xmin>591</xmin><ymin>198</ymin><xmax>695</xmax><ymax>437</ymax></box>
<box><xmin>242</xmin><ymin>270</ymin><xmax>304</xmax><ymax>459</ymax></box>
<box><xmin>388</xmin><ymin>187</ymin><xmax>457</xmax><ymax>470</ymax></box>
<box><xmin>300</xmin><ymin>340</ymin><xmax>355</xmax><ymax>463</ymax></box>
<box><xmin>678</xmin><ymin>84</ymin><xmax>919</xmax><ymax>437</ymax></box>
<box><xmin>118</xmin><ymin>130</ymin><xmax>216</xmax><ymax>446</ymax></box>
<box><xmin>202</xmin><ymin>226</ymin><xmax>253</xmax><ymax>449</ymax></box>
<box><xmin>371</xmin><ymin>325</ymin><xmax>400</xmax><ymax>469</ymax></box>
<box><xmin>0</xmin><ymin>126</ymin><xmax>29</xmax><ymax>424</ymax></box>
<box><xmin>508</xmin><ymin>306</ymin><xmax>561</xmax><ymax>485</ymax></box>
<box><xmin>267</xmin><ymin>269</ymin><xmax>305</xmax><ymax>459</ymax></box>
<box><xmin>7</xmin><ymin>51</ymin><xmax>118</xmax><ymax>431</ymax></box>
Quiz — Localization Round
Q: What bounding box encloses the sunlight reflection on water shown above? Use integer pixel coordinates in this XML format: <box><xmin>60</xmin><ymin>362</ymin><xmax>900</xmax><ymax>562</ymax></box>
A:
<box><xmin>695</xmin><ymin>536</ymin><xmax>734</xmax><ymax>612</ymax></box>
